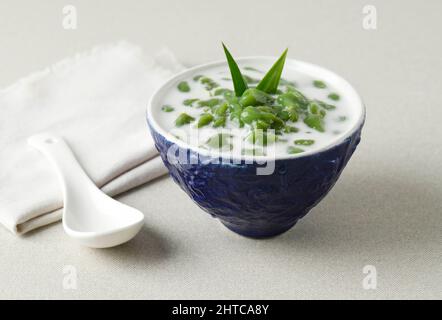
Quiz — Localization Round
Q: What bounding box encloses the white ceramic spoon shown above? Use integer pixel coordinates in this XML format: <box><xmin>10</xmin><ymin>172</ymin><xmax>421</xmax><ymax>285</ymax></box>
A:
<box><xmin>28</xmin><ymin>133</ymin><xmax>144</xmax><ymax>248</ymax></box>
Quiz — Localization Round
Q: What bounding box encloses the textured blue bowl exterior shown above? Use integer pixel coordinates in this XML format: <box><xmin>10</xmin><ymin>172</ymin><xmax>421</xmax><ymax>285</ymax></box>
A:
<box><xmin>148</xmin><ymin>121</ymin><xmax>363</xmax><ymax>238</ymax></box>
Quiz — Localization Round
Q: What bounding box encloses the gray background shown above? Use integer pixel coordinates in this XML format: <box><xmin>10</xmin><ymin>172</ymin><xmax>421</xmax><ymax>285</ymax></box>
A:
<box><xmin>0</xmin><ymin>0</ymin><xmax>441</xmax><ymax>299</ymax></box>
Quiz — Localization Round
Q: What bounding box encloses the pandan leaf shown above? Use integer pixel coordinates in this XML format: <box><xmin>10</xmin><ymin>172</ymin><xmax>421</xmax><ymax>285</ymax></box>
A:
<box><xmin>222</xmin><ymin>43</ymin><xmax>248</xmax><ymax>96</ymax></box>
<box><xmin>256</xmin><ymin>48</ymin><xmax>288</xmax><ymax>94</ymax></box>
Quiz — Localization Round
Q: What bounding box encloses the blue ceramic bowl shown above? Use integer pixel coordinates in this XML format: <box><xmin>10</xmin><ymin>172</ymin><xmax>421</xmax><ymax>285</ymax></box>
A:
<box><xmin>147</xmin><ymin>57</ymin><xmax>365</xmax><ymax>238</ymax></box>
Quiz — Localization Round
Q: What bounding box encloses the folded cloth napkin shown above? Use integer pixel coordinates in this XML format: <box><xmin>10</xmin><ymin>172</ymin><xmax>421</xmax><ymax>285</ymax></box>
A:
<box><xmin>0</xmin><ymin>42</ymin><xmax>184</xmax><ymax>234</ymax></box>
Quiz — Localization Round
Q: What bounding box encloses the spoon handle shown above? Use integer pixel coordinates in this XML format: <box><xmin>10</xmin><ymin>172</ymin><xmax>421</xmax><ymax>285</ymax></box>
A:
<box><xmin>28</xmin><ymin>133</ymin><xmax>95</xmax><ymax>196</ymax></box>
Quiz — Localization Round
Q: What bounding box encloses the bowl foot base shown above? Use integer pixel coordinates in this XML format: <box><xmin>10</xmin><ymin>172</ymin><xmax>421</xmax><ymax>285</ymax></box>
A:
<box><xmin>220</xmin><ymin>220</ymin><xmax>298</xmax><ymax>239</ymax></box>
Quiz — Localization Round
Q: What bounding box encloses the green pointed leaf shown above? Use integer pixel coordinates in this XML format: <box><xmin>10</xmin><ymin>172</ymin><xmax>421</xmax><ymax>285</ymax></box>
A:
<box><xmin>256</xmin><ymin>48</ymin><xmax>288</xmax><ymax>94</ymax></box>
<box><xmin>222</xmin><ymin>43</ymin><xmax>248</xmax><ymax>96</ymax></box>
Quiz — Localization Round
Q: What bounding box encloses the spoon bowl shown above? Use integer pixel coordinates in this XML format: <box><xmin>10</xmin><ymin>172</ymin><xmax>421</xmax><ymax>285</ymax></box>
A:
<box><xmin>28</xmin><ymin>133</ymin><xmax>144</xmax><ymax>248</ymax></box>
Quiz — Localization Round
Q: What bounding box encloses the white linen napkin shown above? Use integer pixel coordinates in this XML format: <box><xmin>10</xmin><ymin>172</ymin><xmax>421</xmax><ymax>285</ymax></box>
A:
<box><xmin>0</xmin><ymin>42</ymin><xmax>184</xmax><ymax>234</ymax></box>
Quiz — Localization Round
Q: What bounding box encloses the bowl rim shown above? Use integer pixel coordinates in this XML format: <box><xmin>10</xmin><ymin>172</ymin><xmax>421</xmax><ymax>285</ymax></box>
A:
<box><xmin>147</xmin><ymin>56</ymin><xmax>366</xmax><ymax>161</ymax></box>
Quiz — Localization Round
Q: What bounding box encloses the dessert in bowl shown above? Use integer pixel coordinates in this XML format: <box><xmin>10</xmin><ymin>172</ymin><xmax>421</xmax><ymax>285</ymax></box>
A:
<box><xmin>147</xmin><ymin>47</ymin><xmax>365</xmax><ymax>238</ymax></box>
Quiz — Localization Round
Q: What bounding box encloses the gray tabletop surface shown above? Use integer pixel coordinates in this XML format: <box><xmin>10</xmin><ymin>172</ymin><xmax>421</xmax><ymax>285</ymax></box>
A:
<box><xmin>0</xmin><ymin>0</ymin><xmax>441</xmax><ymax>299</ymax></box>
